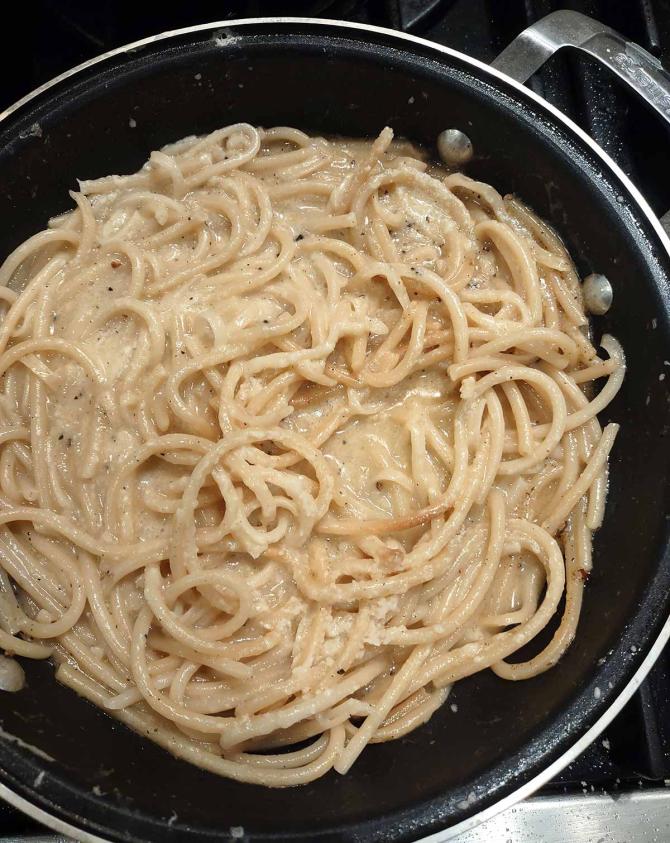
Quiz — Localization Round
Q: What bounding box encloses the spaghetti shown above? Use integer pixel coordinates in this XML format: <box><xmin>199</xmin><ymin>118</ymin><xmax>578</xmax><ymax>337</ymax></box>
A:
<box><xmin>0</xmin><ymin>124</ymin><xmax>623</xmax><ymax>785</ymax></box>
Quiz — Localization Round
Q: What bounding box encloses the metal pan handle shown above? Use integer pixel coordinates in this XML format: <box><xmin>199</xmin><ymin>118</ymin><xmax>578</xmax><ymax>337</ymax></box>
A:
<box><xmin>492</xmin><ymin>10</ymin><xmax>670</xmax><ymax>232</ymax></box>
<box><xmin>492</xmin><ymin>10</ymin><xmax>670</xmax><ymax>129</ymax></box>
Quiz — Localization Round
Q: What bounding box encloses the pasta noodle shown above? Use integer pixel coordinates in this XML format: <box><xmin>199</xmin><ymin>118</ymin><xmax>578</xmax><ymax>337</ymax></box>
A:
<box><xmin>0</xmin><ymin>124</ymin><xmax>623</xmax><ymax>785</ymax></box>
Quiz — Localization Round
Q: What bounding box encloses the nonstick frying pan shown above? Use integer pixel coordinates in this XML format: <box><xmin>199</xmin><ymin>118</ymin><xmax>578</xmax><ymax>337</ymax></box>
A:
<box><xmin>0</xmin><ymin>11</ymin><xmax>668</xmax><ymax>843</ymax></box>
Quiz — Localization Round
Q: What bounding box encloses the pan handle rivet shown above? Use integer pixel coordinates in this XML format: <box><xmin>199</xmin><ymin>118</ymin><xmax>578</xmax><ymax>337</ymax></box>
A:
<box><xmin>583</xmin><ymin>273</ymin><xmax>613</xmax><ymax>315</ymax></box>
<box><xmin>437</xmin><ymin>129</ymin><xmax>473</xmax><ymax>165</ymax></box>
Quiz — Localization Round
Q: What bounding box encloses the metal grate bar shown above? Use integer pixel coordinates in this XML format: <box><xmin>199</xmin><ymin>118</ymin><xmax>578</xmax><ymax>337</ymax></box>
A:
<box><xmin>641</xmin><ymin>0</ymin><xmax>662</xmax><ymax>54</ymax></box>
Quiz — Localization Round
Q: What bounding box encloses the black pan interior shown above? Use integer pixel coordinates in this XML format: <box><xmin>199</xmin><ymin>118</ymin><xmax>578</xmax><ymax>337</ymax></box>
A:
<box><xmin>0</xmin><ymin>21</ymin><xmax>668</xmax><ymax>843</ymax></box>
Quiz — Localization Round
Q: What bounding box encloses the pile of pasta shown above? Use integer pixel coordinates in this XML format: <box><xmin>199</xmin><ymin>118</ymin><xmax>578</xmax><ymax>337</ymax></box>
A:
<box><xmin>0</xmin><ymin>124</ymin><xmax>623</xmax><ymax>784</ymax></box>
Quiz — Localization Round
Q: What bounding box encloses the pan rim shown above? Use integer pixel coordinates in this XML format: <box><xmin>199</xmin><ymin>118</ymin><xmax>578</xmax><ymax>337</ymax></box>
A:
<box><xmin>0</xmin><ymin>15</ymin><xmax>669</xmax><ymax>843</ymax></box>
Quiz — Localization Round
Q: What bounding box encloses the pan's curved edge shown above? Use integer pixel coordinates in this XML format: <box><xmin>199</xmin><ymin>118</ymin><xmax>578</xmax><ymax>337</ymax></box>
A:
<box><xmin>3</xmin><ymin>16</ymin><xmax>670</xmax><ymax>271</ymax></box>
<box><xmin>430</xmin><ymin>610</ymin><xmax>670</xmax><ymax>842</ymax></box>
<box><xmin>0</xmin><ymin>779</ymin><xmax>107</xmax><ymax>843</ymax></box>
<box><xmin>0</xmin><ymin>16</ymin><xmax>668</xmax><ymax>843</ymax></box>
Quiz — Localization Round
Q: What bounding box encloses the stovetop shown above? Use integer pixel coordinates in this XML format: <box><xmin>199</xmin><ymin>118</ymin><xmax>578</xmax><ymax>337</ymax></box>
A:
<box><xmin>1</xmin><ymin>1</ymin><xmax>670</xmax><ymax>841</ymax></box>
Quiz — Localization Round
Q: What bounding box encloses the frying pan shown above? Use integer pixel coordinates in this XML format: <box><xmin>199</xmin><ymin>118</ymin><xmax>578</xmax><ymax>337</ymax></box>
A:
<box><xmin>0</xmin><ymin>11</ymin><xmax>668</xmax><ymax>843</ymax></box>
